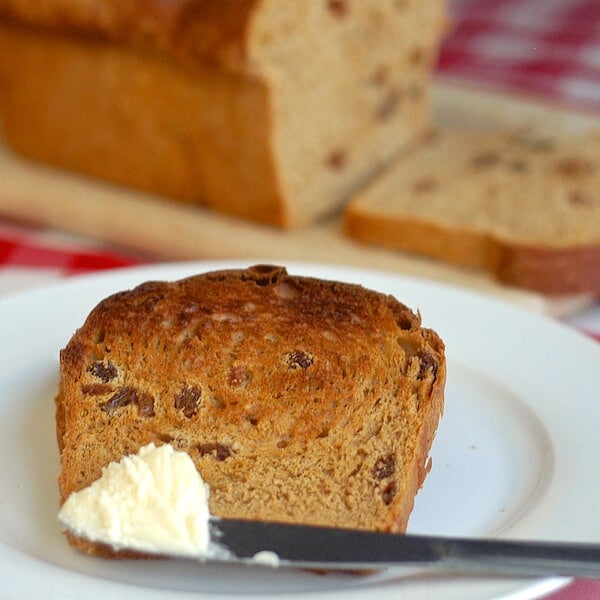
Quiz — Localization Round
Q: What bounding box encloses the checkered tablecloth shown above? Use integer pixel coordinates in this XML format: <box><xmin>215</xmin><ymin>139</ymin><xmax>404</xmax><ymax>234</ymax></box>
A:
<box><xmin>437</xmin><ymin>0</ymin><xmax>600</xmax><ymax>113</ymax></box>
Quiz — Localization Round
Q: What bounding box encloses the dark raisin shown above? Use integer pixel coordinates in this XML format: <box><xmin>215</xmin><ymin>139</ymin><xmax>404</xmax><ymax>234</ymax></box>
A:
<box><xmin>472</xmin><ymin>152</ymin><xmax>499</xmax><ymax>169</ymax></box>
<box><xmin>81</xmin><ymin>383</ymin><xmax>113</xmax><ymax>395</ymax></box>
<box><xmin>227</xmin><ymin>366</ymin><xmax>251</xmax><ymax>388</ymax></box>
<box><xmin>411</xmin><ymin>177</ymin><xmax>438</xmax><ymax>194</ymax></box>
<box><xmin>527</xmin><ymin>137</ymin><xmax>555</xmax><ymax>152</ymax></box>
<box><xmin>423</xmin><ymin>129</ymin><xmax>440</xmax><ymax>144</ymax></box>
<box><xmin>102</xmin><ymin>387</ymin><xmax>137</xmax><ymax>412</ymax></box>
<box><xmin>174</xmin><ymin>386</ymin><xmax>202</xmax><ymax>418</ymax></box>
<box><xmin>381</xmin><ymin>481</ymin><xmax>397</xmax><ymax>505</ymax></box>
<box><xmin>101</xmin><ymin>387</ymin><xmax>155</xmax><ymax>417</ymax></box>
<box><xmin>369</xmin><ymin>64</ymin><xmax>389</xmax><ymax>87</ymax></box>
<box><xmin>137</xmin><ymin>391</ymin><xmax>155</xmax><ymax>417</ymax></box>
<box><xmin>326</xmin><ymin>149</ymin><xmax>347</xmax><ymax>170</ymax></box>
<box><xmin>197</xmin><ymin>443</ymin><xmax>232</xmax><ymax>461</ymax></box>
<box><xmin>375</xmin><ymin>87</ymin><xmax>402</xmax><ymax>121</ymax></box>
<box><xmin>417</xmin><ymin>351</ymin><xmax>438</xmax><ymax>380</ymax></box>
<box><xmin>568</xmin><ymin>191</ymin><xmax>593</xmax><ymax>206</ymax></box>
<box><xmin>556</xmin><ymin>157</ymin><xmax>594</xmax><ymax>177</ymax></box>
<box><xmin>327</xmin><ymin>0</ymin><xmax>347</xmax><ymax>17</ymax></box>
<box><xmin>508</xmin><ymin>159</ymin><xmax>528</xmax><ymax>173</ymax></box>
<box><xmin>409</xmin><ymin>47</ymin><xmax>425</xmax><ymax>66</ymax></box>
<box><xmin>87</xmin><ymin>361</ymin><xmax>117</xmax><ymax>382</ymax></box>
<box><xmin>287</xmin><ymin>350</ymin><xmax>313</xmax><ymax>369</ymax></box>
<box><xmin>276</xmin><ymin>435</ymin><xmax>291</xmax><ymax>448</ymax></box>
<box><xmin>373</xmin><ymin>454</ymin><xmax>396</xmax><ymax>480</ymax></box>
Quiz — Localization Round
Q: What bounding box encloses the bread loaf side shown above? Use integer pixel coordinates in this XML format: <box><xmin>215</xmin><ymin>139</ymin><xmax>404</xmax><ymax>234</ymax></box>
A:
<box><xmin>0</xmin><ymin>0</ymin><xmax>447</xmax><ymax>227</ymax></box>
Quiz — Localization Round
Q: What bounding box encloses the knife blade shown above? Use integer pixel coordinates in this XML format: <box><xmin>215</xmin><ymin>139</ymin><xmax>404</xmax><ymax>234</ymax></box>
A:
<box><xmin>210</xmin><ymin>519</ymin><xmax>600</xmax><ymax>578</ymax></box>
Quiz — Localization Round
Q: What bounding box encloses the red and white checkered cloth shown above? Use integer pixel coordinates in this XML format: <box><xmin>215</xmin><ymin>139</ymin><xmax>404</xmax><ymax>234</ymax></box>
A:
<box><xmin>0</xmin><ymin>222</ymin><xmax>139</xmax><ymax>275</ymax></box>
<box><xmin>437</xmin><ymin>0</ymin><xmax>600</xmax><ymax>113</ymax></box>
<box><xmin>0</xmin><ymin>220</ymin><xmax>141</xmax><ymax>294</ymax></box>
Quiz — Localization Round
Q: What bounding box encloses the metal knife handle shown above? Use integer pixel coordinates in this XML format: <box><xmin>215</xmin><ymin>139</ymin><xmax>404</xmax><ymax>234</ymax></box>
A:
<box><xmin>212</xmin><ymin>519</ymin><xmax>600</xmax><ymax>578</ymax></box>
<box><xmin>434</xmin><ymin>536</ymin><xmax>600</xmax><ymax>578</ymax></box>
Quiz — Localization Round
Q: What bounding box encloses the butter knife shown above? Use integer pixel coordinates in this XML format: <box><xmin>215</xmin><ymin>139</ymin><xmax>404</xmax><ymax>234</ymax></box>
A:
<box><xmin>210</xmin><ymin>519</ymin><xmax>600</xmax><ymax>578</ymax></box>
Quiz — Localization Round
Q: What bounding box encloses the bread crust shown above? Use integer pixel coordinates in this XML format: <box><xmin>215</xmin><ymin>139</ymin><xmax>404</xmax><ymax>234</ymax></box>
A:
<box><xmin>57</xmin><ymin>265</ymin><xmax>445</xmax><ymax>557</ymax></box>
<box><xmin>491</xmin><ymin>241</ymin><xmax>600</xmax><ymax>295</ymax></box>
<box><xmin>0</xmin><ymin>0</ymin><xmax>259</xmax><ymax>72</ymax></box>
<box><xmin>345</xmin><ymin>210</ymin><xmax>600</xmax><ymax>295</ymax></box>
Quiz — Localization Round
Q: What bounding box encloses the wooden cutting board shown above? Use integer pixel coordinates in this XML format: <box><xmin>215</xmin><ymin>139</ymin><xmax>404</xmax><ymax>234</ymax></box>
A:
<box><xmin>0</xmin><ymin>82</ymin><xmax>597</xmax><ymax>315</ymax></box>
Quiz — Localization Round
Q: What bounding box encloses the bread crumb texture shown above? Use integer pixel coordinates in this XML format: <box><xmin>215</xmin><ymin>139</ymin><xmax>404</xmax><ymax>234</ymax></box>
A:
<box><xmin>57</xmin><ymin>265</ymin><xmax>445</xmax><ymax>557</ymax></box>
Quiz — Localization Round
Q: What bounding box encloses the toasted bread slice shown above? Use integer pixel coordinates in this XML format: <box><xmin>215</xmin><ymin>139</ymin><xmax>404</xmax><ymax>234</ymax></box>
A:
<box><xmin>57</xmin><ymin>265</ymin><xmax>445</xmax><ymax>557</ymax></box>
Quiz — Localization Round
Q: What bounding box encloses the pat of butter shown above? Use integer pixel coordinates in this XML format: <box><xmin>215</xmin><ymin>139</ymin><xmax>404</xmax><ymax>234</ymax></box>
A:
<box><xmin>58</xmin><ymin>443</ymin><xmax>213</xmax><ymax>557</ymax></box>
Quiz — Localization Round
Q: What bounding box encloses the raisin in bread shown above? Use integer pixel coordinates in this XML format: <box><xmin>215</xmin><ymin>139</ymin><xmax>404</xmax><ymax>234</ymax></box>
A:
<box><xmin>57</xmin><ymin>265</ymin><xmax>445</xmax><ymax>557</ymax></box>
<box><xmin>0</xmin><ymin>0</ymin><xmax>447</xmax><ymax>228</ymax></box>
<box><xmin>344</xmin><ymin>129</ymin><xmax>600</xmax><ymax>294</ymax></box>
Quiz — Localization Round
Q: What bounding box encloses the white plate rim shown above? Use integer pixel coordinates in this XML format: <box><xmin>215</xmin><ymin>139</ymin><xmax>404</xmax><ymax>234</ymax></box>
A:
<box><xmin>1</xmin><ymin>258</ymin><xmax>598</xmax><ymax>600</ymax></box>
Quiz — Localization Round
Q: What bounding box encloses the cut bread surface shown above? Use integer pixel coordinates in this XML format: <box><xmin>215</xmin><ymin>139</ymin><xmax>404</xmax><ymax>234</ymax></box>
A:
<box><xmin>57</xmin><ymin>265</ymin><xmax>445</xmax><ymax>557</ymax></box>
<box><xmin>345</xmin><ymin>129</ymin><xmax>600</xmax><ymax>294</ymax></box>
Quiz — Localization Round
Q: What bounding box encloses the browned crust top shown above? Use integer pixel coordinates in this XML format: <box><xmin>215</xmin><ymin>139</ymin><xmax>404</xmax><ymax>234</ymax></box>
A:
<box><xmin>60</xmin><ymin>266</ymin><xmax>443</xmax><ymax>452</ymax></box>
<box><xmin>0</xmin><ymin>0</ymin><xmax>258</xmax><ymax>70</ymax></box>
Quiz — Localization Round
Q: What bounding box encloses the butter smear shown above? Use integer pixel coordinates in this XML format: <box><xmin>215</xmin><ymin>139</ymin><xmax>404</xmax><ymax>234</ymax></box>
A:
<box><xmin>58</xmin><ymin>443</ymin><xmax>213</xmax><ymax>557</ymax></box>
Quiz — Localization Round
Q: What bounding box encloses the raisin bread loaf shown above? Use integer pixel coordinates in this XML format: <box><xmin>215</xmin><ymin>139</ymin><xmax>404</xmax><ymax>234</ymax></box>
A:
<box><xmin>57</xmin><ymin>265</ymin><xmax>446</xmax><ymax>557</ymax></box>
<box><xmin>344</xmin><ymin>129</ymin><xmax>600</xmax><ymax>294</ymax></box>
<box><xmin>0</xmin><ymin>0</ymin><xmax>447</xmax><ymax>228</ymax></box>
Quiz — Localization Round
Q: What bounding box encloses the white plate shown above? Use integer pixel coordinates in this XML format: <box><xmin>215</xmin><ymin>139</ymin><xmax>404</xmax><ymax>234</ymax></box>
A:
<box><xmin>1</xmin><ymin>260</ymin><xmax>598</xmax><ymax>600</ymax></box>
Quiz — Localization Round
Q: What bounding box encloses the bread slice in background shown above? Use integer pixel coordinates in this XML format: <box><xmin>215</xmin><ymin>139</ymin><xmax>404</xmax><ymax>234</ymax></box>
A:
<box><xmin>0</xmin><ymin>0</ymin><xmax>447</xmax><ymax>228</ymax></box>
<box><xmin>57</xmin><ymin>265</ymin><xmax>445</xmax><ymax>557</ymax></box>
<box><xmin>344</xmin><ymin>129</ymin><xmax>600</xmax><ymax>295</ymax></box>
